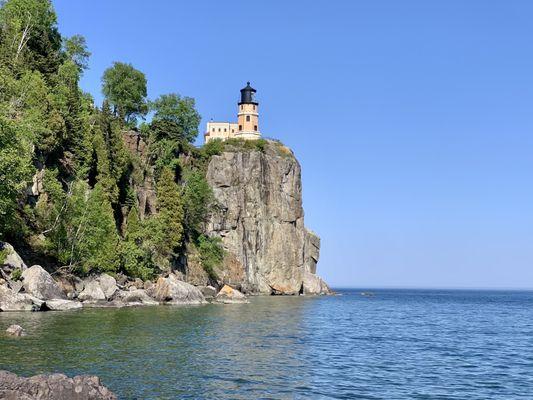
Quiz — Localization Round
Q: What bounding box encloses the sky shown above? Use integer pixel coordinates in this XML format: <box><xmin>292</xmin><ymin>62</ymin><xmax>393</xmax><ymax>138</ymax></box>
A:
<box><xmin>53</xmin><ymin>0</ymin><xmax>533</xmax><ymax>289</ymax></box>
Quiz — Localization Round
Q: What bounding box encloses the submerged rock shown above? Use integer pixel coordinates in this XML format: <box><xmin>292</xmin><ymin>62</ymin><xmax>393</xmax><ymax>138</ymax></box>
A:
<box><xmin>21</xmin><ymin>265</ymin><xmax>66</xmax><ymax>300</ymax></box>
<box><xmin>0</xmin><ymin>370</ymin><xmax>117</xmax><ymax>399</ymax></box>
<box><xmin>5</xmin><ymin>325</ymin><xmax>25</xmax><ymax>337</ymax></box>
<box><xmin>215</xmin><ymin>284</ymin><xmax>249</xmax><ymax>304</ymax></box>
<box><xmin>151</xmin><ymin>274</ymin><xmax>205</xmax><ymax>304</ymax></box>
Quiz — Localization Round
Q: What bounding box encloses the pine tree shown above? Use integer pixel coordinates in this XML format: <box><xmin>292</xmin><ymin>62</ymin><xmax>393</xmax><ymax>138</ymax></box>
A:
<box><xmin>152</xmin><ymin>167</ymin><xmax>184</xmax><ymax>259</ymax></box>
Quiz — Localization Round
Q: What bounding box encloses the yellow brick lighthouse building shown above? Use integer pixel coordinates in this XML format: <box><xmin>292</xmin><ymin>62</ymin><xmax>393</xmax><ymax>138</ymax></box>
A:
<box><xmin>204</xmin><ymin>82</ymin><xmax>261</xmax><ymax>143</ymax></box>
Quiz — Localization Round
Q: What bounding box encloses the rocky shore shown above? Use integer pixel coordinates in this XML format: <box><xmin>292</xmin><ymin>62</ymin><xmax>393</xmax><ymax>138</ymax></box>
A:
<box><xmin>0</xmin><ymin>249</ymin><xmax>252</xmax><ymax>312</ymax></box>
<box><xmin>0</xmin><ymin>370</ymin><xmax>116</xmax><ymax>400</ymax></box>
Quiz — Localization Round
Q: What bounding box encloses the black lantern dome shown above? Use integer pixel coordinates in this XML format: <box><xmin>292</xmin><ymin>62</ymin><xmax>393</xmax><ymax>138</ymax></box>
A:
<box><xmin>239</xmin><ymin>82</ymin><xmax>257</xmax><ymax>105</ymax></box>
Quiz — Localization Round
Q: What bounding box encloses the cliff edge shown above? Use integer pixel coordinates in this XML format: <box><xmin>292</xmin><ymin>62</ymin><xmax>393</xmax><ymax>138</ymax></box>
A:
<box><xmin>204</xmin><ymin>140</ymin><xmax>330</xmax><ymax>295</ymax></box>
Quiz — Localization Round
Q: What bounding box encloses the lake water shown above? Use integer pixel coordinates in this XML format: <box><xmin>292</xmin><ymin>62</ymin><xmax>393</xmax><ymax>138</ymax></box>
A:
<box><xmin>1</xmin><ymin>289</ymin><xmax>532</xmax><ymax>399</ymax></box>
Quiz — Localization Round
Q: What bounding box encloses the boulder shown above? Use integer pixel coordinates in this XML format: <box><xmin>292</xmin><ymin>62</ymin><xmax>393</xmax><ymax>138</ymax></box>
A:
<box><xmin>44</xmin><ymin>299</ymin><xmax>83</xmax><ymax>311</ymax></box>
<box><xmin>0</xmin><ymin>370</ymin><xmax>117</xmax><ymax>399</ymax></box>
<box><xmin>21</xmin><ymin>265</ymin><xmax>66</xmax><ymax>300</ymax></box>
<box><xmin>151</xmin><ymin>274</ymin><xmax>205</xmax><ymax>304</ymax></box>
<box><xmin>114</xmin><ymin>289</ymin><xmax>158</xmax><ymax>306</ymax></box>
<box><xmin>0</xmin><ymin>285</ymin><xmax>40</xmax><ymax>311</ymax></box>
<box><xmin>302</xmin><ymin>270</ymin><xmax>331</xmax><ymax>295</ymax></box>
<box><xmin>0</xmin><ymin>243</ymin><xmax>27</xmax><ymax>271</ymax></box>
<box><xmin>78</xmin><ymin>274</ymin><xmax>117</xmax><ymax>302</ymax></box>
<box><xmin>215</xmin><ymin>284</ymin><xmax>249</xmax><ymax>304</ymax></box>
<box><xmin>78</xmin><ymin>280</ymin><xmax>106</xmax><ymax>302</ymax></box>
<box><xmin>5</xmin><ymin>325</ymin><xmax>26</xmax><ymax>337</ymax></box>
<box><xmin>98</xmin><ymin>274</ymin><xmax>117</xmax><ymax>299</ymax></box>
<box><xmin>200</xmin><ymin>285</ymin><xmax>217</xmax><ymax>299</ymax></box>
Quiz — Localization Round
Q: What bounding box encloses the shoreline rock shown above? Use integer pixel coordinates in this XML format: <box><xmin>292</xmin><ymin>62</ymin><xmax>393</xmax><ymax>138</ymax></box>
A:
<box><xmin>0</xmin><ymin>370</ymin><xmax>116</xmax><ymax>400</ymax></box>
<box><xmin>21</xmin><ymin>265</ymin><xmax>66</xmax><ymax>300</ymax></box>
<box><xmin>215</xmin><ymin>284</ymin><xmax>249</xmax><ymax>304</ymax></box>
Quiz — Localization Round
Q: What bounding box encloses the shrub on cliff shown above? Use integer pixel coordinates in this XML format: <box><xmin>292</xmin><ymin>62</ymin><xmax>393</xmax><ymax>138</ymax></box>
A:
<box><xmin>197</xmin><ymin>234</ymin><xmax>223</xmax><ymax>281</ymax></box>
<box><xmin>182</xmin><ymin>169</ymin><xmax>214</xmax><ymax>239</ymax></box>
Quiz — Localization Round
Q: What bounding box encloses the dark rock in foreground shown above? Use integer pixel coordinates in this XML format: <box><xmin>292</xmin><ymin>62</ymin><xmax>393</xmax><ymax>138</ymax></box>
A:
<box><xmin>0</xmin><ymin>370</ymin><xmax>116</xmax><ymax>400</ymax></box>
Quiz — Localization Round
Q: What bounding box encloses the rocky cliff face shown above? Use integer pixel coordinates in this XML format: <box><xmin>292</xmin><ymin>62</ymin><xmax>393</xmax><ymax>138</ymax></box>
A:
<box><xmin>204</xmin><ymin>141</ymin><xmax>329</xmax><ymax>295</ymax></box>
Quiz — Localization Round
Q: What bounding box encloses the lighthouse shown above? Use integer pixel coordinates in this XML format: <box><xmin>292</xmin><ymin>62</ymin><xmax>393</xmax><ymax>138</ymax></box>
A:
<box><xmin>236</xmin><ymin>82</ymin><xmax>260</xmax><ymax>139</ymax></box>
<box><xmin>204</xmin><ymin>82</ymin><xmax>262</xmax><ymax>143</ymax></box>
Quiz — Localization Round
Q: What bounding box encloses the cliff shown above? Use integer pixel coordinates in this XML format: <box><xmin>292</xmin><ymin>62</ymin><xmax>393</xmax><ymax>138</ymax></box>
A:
<box><xmin>202</xmin><ymin>140</ymin><xmax>330</xmax><ymax>295</ymax></box>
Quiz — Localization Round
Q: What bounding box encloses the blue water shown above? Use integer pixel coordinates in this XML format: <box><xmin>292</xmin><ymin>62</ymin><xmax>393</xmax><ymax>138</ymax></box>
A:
<box><xmin>1</xmin><ymin>289</ymin><xmax>533</xmax><ymax>399</ymax></box>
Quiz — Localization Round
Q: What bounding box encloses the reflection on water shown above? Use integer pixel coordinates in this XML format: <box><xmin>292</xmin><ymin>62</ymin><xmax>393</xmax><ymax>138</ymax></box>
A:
<box><xmin>1</xmin><ymin>290</ymin><xmax>533</xmax><ymax>399</ymax></box>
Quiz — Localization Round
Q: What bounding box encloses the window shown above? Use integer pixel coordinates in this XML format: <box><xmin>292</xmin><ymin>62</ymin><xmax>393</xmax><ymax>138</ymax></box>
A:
<box><xmin>212</xmin><ymin>128</ymin><xmax>215</xmax><ymax>132</ymax></box>
<box><xmin>232</xmin><ymin>129</ymin><xmax>234</xmax><ymax>133</ymax></box>
<box><xmin>253</xmin><ymin>105</ymin><xmax>256</xmax><ymax>110</ymax></box>
<box><xmin>246</xmin><ymin>115</ymin><xmax>250</xmax><ymax>122</ymax></box>
<box><xmin>241</xmin><ymin>105</ymin><xmax>243</xmax><ymax>110</ymax></box>
<box><xmin>218</xmin><ymin>128</ymin><xmax>221</xmax><ymax>132</ymax></box>
<box><xmin>254</xmin><ymin>125</ymin><xmax>258</xmax><ymax>131</ymax></box>
<box><xmin>224</xmin><ymin>128</ymin><xmax>227</xmax><ymax>132</ymax></box>
<box><xmin>239</xmin><ymin>125</ymin><xmax>242</xmax><ymax>131</ymax></box>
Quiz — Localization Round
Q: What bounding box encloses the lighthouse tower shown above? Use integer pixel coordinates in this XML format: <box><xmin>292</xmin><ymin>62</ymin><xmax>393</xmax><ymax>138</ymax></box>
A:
<box><xmin>204</xmin><ymin>82</ymin><xmax>262</xmax><ymax>143</ymax></box>
<box><xmin>236</xmin><ymin>82</ymin><xmax>261</xmax><ymax>140</ymax></box>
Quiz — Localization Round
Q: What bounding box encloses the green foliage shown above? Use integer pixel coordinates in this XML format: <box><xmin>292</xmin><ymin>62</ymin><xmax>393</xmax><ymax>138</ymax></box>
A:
<box><xmin>196</xmin><ymin>234</ymin><xmax>223</xmax><ymax>281</ymax></box>
<box><xmin>153</xmin><ymin>167</ymin><xmax>184</xmax><ymax>258</ymax></box>
<box><xmin>150</xmin><ymin>93</ymin><xmax>201</xmax><ymax>143</ymax></box>
<box><xmin>120</xmin><ymin>208</ymin><xmax>156</xmax><ymax>280</ymax></box>
<box><xmin>224</xmin><ymin>137</ymin><xmax>268</xmax><ymax>153</ymax></box>
<box><xmin>0</xmin><ymin>248</ymin><xmax>7</xmax><ymax>264</ymax></box>
<box><xmin>101</xmin><ymin>61</ymin><xmax>148</xmax><ymax>125</ymax></box>
<box><xmin>38</xmin><ymin>179</ymin><xmax>120</xmax><ymax>275</ymax></box>
<box><xmin>0</xmin><ymin>117</ymin><xmax>33</xmax><ymax>236</ymax></box>
<box><xmin>0</xmin><ymin>0</ymin><xmax>224</xmax><ymax>281</ymax></box>
<box><xmin>182</xmin><ymin>169</ymin><xmax>214</xmax><ymax>238</ymax></box>
<box><xmin>63</xmin><ymin>34</ymin><xmax>90</xmax><ymax>72</ymax></box>
<box><xmin>200</xmin><ymin>138</ymin><xmax>224</xmax><ymax>158</ymax></box>
<box><xmin>0</xmin><ymin>0</ymin><xmax>62</xmax><ymax>75</ymax></box>
<box><xmin>10</xmin><ymin>267</ymin><xmax>22</xmax><ymax>281</ymax></box>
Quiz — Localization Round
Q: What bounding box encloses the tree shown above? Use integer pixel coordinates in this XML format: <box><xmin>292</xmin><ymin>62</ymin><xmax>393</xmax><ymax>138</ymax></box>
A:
<box><xmin>153</xmin><ymin>167</ymin><xmax>184</xmax><ymax>258</ymax></box>
<box><xmin>101</xmin><ymin>62</ymin><xmax>148</xmax><ymax>125</ymax></box>
<box><xmin>150</xmin><ymin>93</ymin><xmax>201</xmax><ymax>143</ymax></box>
<box><xmin>0</xmin><ymin>0</ymin><xmax>62</xmax><ymax>75</ymax></box>
<box><xmin>63</xmin><ymin>34</ymin><xmax>90</xmax><ymax>72</ymax></box>
<box><xmin>182</xmin><ymin>169</ymin><xmax>214</xmax><ymax>238</ymax></box>
<box><xmin>120</xmin><ymin>207</ymin><xmax>155</xmax><ymax>280</ymax></box>
<box><xmin>0</xmin><ymin>117</ymin><xmax>33</xmax><ymax>236</ymax></box>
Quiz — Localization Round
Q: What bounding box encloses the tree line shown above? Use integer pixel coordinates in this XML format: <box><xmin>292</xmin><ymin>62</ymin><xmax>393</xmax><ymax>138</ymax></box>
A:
<box><xmin>0</xmin><ymin>0</ymin><xmax>223</xmax><ymax>280</ymax></box>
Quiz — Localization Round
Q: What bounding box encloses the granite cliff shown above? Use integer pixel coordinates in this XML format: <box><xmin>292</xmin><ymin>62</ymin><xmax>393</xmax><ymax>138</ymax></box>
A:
<box><xmin>200</xmin><ymin>140</ymin><xmax>329</xmax><ymax>295</ymax></box>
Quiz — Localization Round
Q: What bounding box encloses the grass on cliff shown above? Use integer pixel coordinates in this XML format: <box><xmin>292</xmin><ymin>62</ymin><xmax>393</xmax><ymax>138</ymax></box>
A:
<box><xmin>200</xmin><ymin>138</ymin><xmax>294</xmax><ymax>159</ymax></box>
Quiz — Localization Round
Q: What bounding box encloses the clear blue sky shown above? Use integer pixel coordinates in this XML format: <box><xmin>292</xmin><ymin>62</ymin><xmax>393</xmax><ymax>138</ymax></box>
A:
<box><xmin>54</xmin><ymin>0</ymin><xmax>533</xmax><ymax>289</ymax></box>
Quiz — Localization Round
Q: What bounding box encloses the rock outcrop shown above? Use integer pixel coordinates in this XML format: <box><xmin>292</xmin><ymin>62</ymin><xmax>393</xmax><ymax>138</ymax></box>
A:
<box><xmin>204</xmin><ymin>141</ymin><xmax>329</xmax><ymax>295</ymax></box>
<box><xmin>0</xmin><ymin>370</ymin><xmax>116</xmax><ymax>400</ymax></box>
